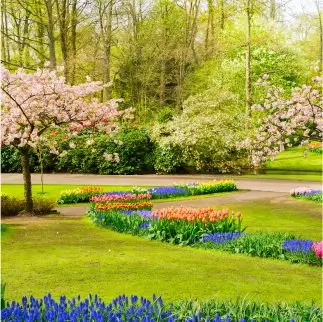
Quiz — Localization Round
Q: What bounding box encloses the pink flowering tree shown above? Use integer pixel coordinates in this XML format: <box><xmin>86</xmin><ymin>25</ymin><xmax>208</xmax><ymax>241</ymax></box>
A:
<box><xmin>249</xmin><ymin>75</ymin><xmax>322</xmax><ymax>166</ymax></box>
<box><xmin>1</xmin><ymin>66</ymin><xmax>132</xmax><ymax>212</ymax></box>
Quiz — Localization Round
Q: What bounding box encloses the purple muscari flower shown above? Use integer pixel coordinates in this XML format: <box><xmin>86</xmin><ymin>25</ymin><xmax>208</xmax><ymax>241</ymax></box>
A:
<box><xmin>139</xmin><ymin>221</ymin><xmax>150</xmax><ymax>229</ymax></box>
<box><xmin>147</xmin><ymin>186</ymin><xmax>188</xmax><ymax>197</ymax></box>
<box><xmin>283</xmin><ymin>239</ymin><xmax>313</xmax><ymax>254</ymax></box>
<box><xmin>1</xmin><ymin>294</ymin><xmax>301</xmax><ymax>321</ymax></box>
<box><xmin>103</xmin><ymin>191</ymin><xmax>130</xmax><ymax>196</ymax></box>
<box><xmin>202</xmin><ymin>232</ymin><xmax>244</xmax><ymax>244</ymax></box>
<box><xmin>121</xmin><ymin>210</ymin><xmax>153</xmax><ymax>218</ymax></box>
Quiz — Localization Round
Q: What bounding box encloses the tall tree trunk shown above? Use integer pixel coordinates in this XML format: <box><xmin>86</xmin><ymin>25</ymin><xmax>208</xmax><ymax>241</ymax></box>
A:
<box><xmin>99</xmin><ymin>0</ymin><xmax>113</xmax><ymax>100</ymax></box>
<box><xmin>245</xmin><ymin>0</ymin><xmax>252</xmax><ymax>119</ymax></box>
<box><xmin>70</xmin><ymin>0</ymin><xmax>77</xmax><ymax>84</ymax></box>
<box><xmin>270</xmin><ymin>0</ymin><xmax>276</xmax><ymax>20</ymax></box>
<box><xmin>1</xmin><ymin>0</ymin><xmax>8</xmax><ymax>63</ymax></box>
<box><xmin>204</xmin><ymin>0</ymin><xmax>214</xmax><ymax>58</ymax></box>
<box><xmin>219</xmin><ymin>0</ymin><xmax>225</xmax><ymax>30</ymax></box>
<box><xmin>20</xmin><ymin>148</ymin><xmax>33</xmax><ymax>212</ymax></box>
<box><xmin>314</xmin><ymin>0</ymin><xmax>322</xmax><ymax>71</ymax></box>
<box><xmin>36</xmin><ymin>0</ymin><xmax>46</xmax><ymax>67</ymax></box>
<box><xmin>57</xmin><ymin>0</ymin><xmax>69</xmax><ymax>81</ymax></box>
<box><xmin>45</xmin><ymin>0</ymin><xmax>57</xmax><ymax>69</ymax></box>
<box><xmin>159</xmin><ymin>60</ymin><xmax>166</xmax><ymax>107</ymax></box>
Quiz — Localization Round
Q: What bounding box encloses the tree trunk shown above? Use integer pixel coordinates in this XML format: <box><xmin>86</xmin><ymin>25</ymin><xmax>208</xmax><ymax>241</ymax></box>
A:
<box><xmin>70</xmin><ymin>0</ymin><xmax>77</xmax><ymax>84</ymax></box>
<box><xmin>270</xmin><ymin>0</ymin><xmax>276</xmax><ymax>20</ymax></box>
<box><xmin>20</xmin><ymin>148</ymin><xmax>33</xmax><ymax>212</ymax></box>
<box><xmin>57</xmin><ymin>0</ymin><xmax>69</xmax><ymax>81</ymax></box>
<box><xmin>159</xmin><ymin>60</ymin><xmax>166</xmax><ymax>107</ymax></box>
<box><xmin>245</xmin><ymin>0</ymin><xmax>252</xmax><ymax>120</ymax></box>
<box><xmin>45</xmin><ymin>0</ymin><xmax>57</xmax><ymax>69</ymax></box>
<box><xmin>220</xmin><ymin>0</ymin><xmax>225</xmax><ymax>30</ymax></box>
<box><xmin>314</xmin><ymin>0</ymin><xmax>322</xmax><ymax>71</ymax></box>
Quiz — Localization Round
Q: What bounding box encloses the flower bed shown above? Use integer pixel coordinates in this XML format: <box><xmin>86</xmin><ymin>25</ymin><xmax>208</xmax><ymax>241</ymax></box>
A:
<box><xmin>57</xmin><ymin>186</ymin><xmax>104</xmax><ymax>204</ymax></box>
<box><xmin>307</xmin><ymin>142</ymin><xmax>322</xmax><ymax>154</ymax></box>
<box><xmin>179</xmin><ymin>180</ymin><xmax>238</xmax><ymax>195</ymax></box>
<box><xmin>88</xmin><ymin>192</ymin><xmax>244</xmax><ymax>246</ymax></box>
<box><xmin>56</xmin><ymin>180</ymin><xmax>238</xmax><ymax>205</ymax></box>
<box><xmin>2</xmin><ymin>293</ymin><xmax>321</xmax><ymax>321</ymax></box>
<box><xmin>201</xmin><ymin>233</ymin><xmax>322</xmax><ymax>266</ymax></box>
<box><xmin>290</xmin><ymin>187</ymin><xmax>322</xmax><ymax>203</ymax></box>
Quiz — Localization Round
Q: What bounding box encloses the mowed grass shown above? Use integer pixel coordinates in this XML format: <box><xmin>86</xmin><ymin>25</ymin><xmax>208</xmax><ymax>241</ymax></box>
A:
<box><xmin>216</xmin><ymin>200</ymin><xmax>322</xmax><ymax>241</ymax></box>
<box><xmin>0</xmin><ymin>184</ymin><xmax>144</xmax><ymax>201</ymax></box>
<box><xmin>1</xmin><ymin>216</ymin><xmax>321</xmax><ymax>305</ymax></box>
<box><xmin>241</xmin><ymin>173</ymin><xmax>322</xmax><ymax>182</ymax></box>
<box><xmin>266</xmin><ymin>146</ymin><xmax>322</xmax><ymax>171</ymax></box>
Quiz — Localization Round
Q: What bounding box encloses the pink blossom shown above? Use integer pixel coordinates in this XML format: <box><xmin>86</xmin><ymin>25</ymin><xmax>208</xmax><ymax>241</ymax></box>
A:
<box><xmin>311</xmin><ymin>241</ymin><xmax>323</xmax><ymax>258</ymax></box>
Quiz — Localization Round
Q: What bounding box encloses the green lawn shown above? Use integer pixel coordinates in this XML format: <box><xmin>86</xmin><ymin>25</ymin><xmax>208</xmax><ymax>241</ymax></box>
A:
<box><xmin>0</xmin><ymin>184</ymin><xmax>151</xmax><ymax>201</ymax></box>
<box><xmin>266</xmin><ymin>146</ymin><xmax>322</xmax><ymax>171</ymax></box>
<box><xmin>216</xmin><ymin>200</ymin><xmax>321</xmax><ymax>240</ymax></box>
<box><xmin>241</xmin><ymin>173</ymin><xmax>322</xmax><ymax>181</ymax></box>
<box><xmin>240</xmin><ymin>146</ymin><xmax>322</xmax><ymax>181</ymax></box>
<box><xmin>2</xmin><ymin>216</ymin><xmax>321</xmax><ymax>305</ymax></box>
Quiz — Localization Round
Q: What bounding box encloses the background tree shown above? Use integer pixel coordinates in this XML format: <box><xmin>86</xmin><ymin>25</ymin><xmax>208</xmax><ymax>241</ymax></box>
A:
<box><xmin>1</xmin><ymin>65</ymin><xmax>132</xmax><ymax>211</ymax></box>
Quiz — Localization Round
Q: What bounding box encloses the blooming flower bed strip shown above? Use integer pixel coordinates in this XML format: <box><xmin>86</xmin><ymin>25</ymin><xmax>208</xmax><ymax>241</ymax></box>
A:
<box><xmin>202</xmin><ymin>232</ymin><xmax>244</xmax><ymax>244</ymax></box>
<box><xmin>2</xmin><ymin>294</ymin><xmax>319</xmax><ymax>321</ymax></box>
<box><xmin>94</xmin><ymin>201</ymin><xmax>153</xmax><ymax>211</ymax></box>
<box><xmin>57</xmin><ymin>186</ymin><xmax>104</xmax><ymax>204</ymax></box>
<box><xmin>290</xmin><ymin>187</ymin><xmax>322</xmax><ymax>203</ymax></box>
<box><xmin>91</xmin><ymin>193</ymin><xmax>152</xmax><ymax>203</ymax></box>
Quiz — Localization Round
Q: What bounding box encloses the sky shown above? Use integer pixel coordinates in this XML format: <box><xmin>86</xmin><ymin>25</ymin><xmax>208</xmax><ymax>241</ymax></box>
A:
<box><xmin>286</xmin><ymin>0</ymin><xmax>320</xmax><ymax>15</ymax></box>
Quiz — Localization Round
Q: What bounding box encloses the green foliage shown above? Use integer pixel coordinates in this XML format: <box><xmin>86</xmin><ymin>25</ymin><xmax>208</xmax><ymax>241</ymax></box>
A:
<box><xmin>1</xmin><ymin>195</ymin><xmax>25</xmax><ymax>217</ymax></box>
<box><xmin>310</xmin><ymin>147</ymin><xmax>323</xmax><ymax>154</ymax></box>
<box><xmin>151</xmin><ymin>92</ymin><xmax>250</xmax><ymax>173</ymax></box>
<box><xmin>1</xmin><ymin>283</ymin><xmax>6</xmax><ymax>310</ymax></box>
<box><xmin>87</xmin><ymin>210</ymin><xmax>148</xmax><ymax>236</ymax></box>
<box><xmin>1</xmin><ymin>128</ymin><xmax>155</xmax><ymax>175</ymax></box>
<box><xmin>200</xmin><ymin>232</ymin><xmax>322</xmax><ymax>266</ymax></box>
<box><xmin>293</xmin><ymin>194</ymin><xmax>323</xmax><ymax>204</ymax></box>
<box><xmin>31</xmin><ymin>197</ymin><xmax>56</xmax><ymax>215</ymax></box>
<box><xmin>56</xmin><ymin>127</ymin><xmax>155</xmax><ymax>175</ymax></box>
<box><xmin>182</xmin><ymin>180</ymin><xmax>237</xmax><ymax>195</ymax></box>
<box><xmin>174</xmin><ymin>298</ymin><xmax>322</xmax><ymax>322</ymax></box>
<box><xmin>1</xmin><ymin>195</ymin><xmax>55</xmax><ymax>216</ymax></box>
<box><xmin>153</xmin><ymin>145</ymin><xmax>185</xmax><ymax>174</ymax></box>
<box><xmin>207</xmin><ymin>232</ymin><xmax>292</xmax><ymax>258</ymax></box>
<box><xmin>147</xmin><ymin>216</ymin><xmax>243</xmax><ymax>246</ymax></box>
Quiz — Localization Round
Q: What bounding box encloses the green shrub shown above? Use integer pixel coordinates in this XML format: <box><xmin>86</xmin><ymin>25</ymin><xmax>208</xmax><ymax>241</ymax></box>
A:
<box><xmin>153</xmin><ymin>145</ymin><xmax>185</xmax><ymax>174</ymax></box>
<box><xmin>32</xmin><ymin>197</ymin><xmax>56</xmax><ymax>215</ymax></box>
<box><xmin>1</xmin><ymin>195</ymin><xmax>55</xmax><ymax>216</ymax></box>
<box><xmin>1</xmin><ymin>195</ymin><xmax>25</xmax><ymax>216</ymax></box>
<box><xmin>1</xmin><ymin>146</ymin><xmax>56</xmax><ymax>173</ymax></box>
<box><xmin>56</xmin><ymin>128</ymin><xmax>155</xmax><ymax>175</ymax></box>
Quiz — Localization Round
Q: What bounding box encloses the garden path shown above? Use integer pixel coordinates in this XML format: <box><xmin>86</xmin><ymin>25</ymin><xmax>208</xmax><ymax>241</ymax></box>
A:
<box><xmin>2</xmin><ymin>173</ymin><xmax>321</xmax><ymax>192</ymax></box>
<box><xmin>2</xmin><ymin>173</ymin><xmax>320</xmax><ymax>217</ymax></box>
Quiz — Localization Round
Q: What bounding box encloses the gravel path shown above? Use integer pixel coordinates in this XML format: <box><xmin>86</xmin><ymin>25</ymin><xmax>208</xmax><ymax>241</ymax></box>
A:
<box><xmin>2</xmin><ymin>173</ymin><xmax>320</xmax><ymax>217</ymax></box>
<box><xmin>2</xmin><ymin>173</ymin><xmax>321</xmax><ymax>192</ymax></box>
